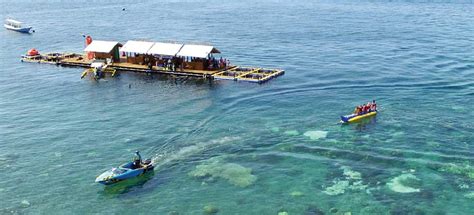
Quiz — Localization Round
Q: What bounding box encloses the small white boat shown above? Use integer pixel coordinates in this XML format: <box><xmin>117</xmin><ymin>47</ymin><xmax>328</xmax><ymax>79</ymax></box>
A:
<box><xmin>4</xmin><ymin>19</ymin><xmax>33</xmax><ymax>33</ymax></box>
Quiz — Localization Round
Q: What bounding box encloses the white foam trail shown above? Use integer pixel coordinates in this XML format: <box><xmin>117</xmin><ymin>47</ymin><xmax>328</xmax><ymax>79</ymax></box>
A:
<box><xmin>152</xmin><ymin>136</ymin><xmax>241</xmax><ymax>168</ymax></box>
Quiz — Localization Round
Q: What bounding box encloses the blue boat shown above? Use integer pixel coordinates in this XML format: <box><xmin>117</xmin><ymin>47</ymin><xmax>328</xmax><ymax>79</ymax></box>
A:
<box><xmin>95</xmin><ymin>151</ymin><xmax>154</xmax><ymax>185</ymax></box>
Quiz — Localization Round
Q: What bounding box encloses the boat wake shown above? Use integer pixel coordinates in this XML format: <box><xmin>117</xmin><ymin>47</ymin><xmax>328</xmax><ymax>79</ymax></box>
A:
<box><xmin>150</xmin><ymin>136</ymin><xmax>241</xmax><ymax>169</ymax></box>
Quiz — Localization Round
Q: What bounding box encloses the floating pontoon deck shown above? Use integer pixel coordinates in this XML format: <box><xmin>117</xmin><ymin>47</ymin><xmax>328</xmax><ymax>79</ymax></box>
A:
<box><xmin>21</xmin><ymin>39</ymin><xmax>284</xmax><ymax>83</ymax></box>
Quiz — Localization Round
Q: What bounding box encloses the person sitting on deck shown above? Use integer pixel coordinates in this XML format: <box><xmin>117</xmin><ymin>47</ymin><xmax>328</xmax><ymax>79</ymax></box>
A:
<box><xmin>219</xmin><ymin>57</ymin><xmax>224</xmax><ymax>68</ymax></box>
<box><xmin>167</xmin><ymin>59</ymin><xmax>172</xmax><ymax>71</ymax></box>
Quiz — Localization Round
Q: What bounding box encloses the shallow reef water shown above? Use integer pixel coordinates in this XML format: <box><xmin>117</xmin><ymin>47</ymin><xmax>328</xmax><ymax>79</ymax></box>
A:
<box><xmin>1</xmin><ymin>0</ymin><xmax>473</xmax><ymax>214</ymax></box>
<box><xmin>189</xmin><ymin>157</ymin><xmax>257</xmax><ymax>187</ymax></box>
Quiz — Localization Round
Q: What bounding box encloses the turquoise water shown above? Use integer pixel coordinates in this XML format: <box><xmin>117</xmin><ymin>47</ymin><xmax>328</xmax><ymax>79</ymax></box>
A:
<box><xmin>1</xmin><ymin>0</ymin><xmax>473</xmax><ymax>214</ymax></box>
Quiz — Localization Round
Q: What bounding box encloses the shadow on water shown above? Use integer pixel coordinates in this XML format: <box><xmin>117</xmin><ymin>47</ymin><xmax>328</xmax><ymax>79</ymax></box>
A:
<box><xmin>117</xmin><ymin>72</ymin><xmax>221</xmax><ymax>87</ymax></box>
<box><xmin>82</xmin><ymin>71</ymin><xmax>224</xmax><ymax>91</ymax></box>
<box><xmin>98</xmin><ymin>171</ymin><xmax>157</xmax><ymax>198</ymax></box>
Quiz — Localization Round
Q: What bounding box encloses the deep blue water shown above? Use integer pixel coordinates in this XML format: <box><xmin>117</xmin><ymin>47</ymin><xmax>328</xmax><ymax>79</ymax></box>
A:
<box><xmin>1</xmin><ymin>0</ymin><xmax>473</xmax><ymax>214</ymax></box>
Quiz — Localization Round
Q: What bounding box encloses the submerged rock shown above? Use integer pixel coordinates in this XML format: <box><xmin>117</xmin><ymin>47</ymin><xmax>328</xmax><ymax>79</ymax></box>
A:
<box><xmin>323</xmin><ymin>180</ymin><xmax>349</xmax><ymax>195</ymax></box>
<box><xmin>323</xmin><ymin>166</ymin><xmax>367</xmax><ymax>195</ymax></box>
<box><xmin>350</xmin><ymin>180</ymin><xmax>368</xmax><ymax>190</ymax></box>
<box><xmin>284</xmin><ymin>130</ymin><xmax>300</xmax><ymax>136</ymax></box>
<box><xmin>271</xmin><ymin>127</ymin><xmax>281</xmax><ymax>133</ymax></box>
<box><xmin>203</xmin><ymin>205</ymin><xmax>219</xmax><ymax>214</ymax></box>
<box><xmin>189</xmin><ymin>158</ymin><xmax>257</xmax><ymax>187</ymax></box>
<box><xmin>305</xmin><ymin>205</ymin><xmax>325</xmax><ymax>215</ymax></box>
<box><xmin>303</xmin><ymin>130</ymin><xmax>328</xmax><ymax>140</ymax></box>
<box><xmin>458</xmin><ymin>183</ymin><xmax>470</xmax><ymax>189</ymax></box>
<box><xmin>20</xmin><ymin>200</ymin><xmax>30</xmax><ymax>208</ymax></box>
<box><xmin>278</xmin><ymin>212</ymin><xmax>288</xmax><ymax>215</ymax></box>
<box><xmin>341</xmin><ymin>166</ymin><xmax>362</xmax><ymax>180</ymax></box>
<box><xmin>220</xmin><ymin>163</ymin><xmax>257</xmax><ymax>187</ymax></box>
<box><xmin>290</xmin><ymin>191</ymin><xmax>304</xmax><ymax>197</ymax></box>
<box><xmin>387</xmin><ymin>173</ymin><xmax>421</xmax><ymax>193</ymax></box>
<box><xmin>439</xmin><ymin>163</ymin><xmax>474</xmax><ymax>180</ymax></box>
<box><xmin>464</xmin><ymin>192</ymin><xmax>474</xmax><ymax>199</ymax></box>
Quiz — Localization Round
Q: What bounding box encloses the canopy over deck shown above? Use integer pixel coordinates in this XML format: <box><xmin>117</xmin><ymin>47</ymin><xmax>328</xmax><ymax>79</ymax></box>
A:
<box><xmin>120</xmin><ymin>41</ymin><xmax>155</xmax><ymax>54</ymax></box>
<box><xmin>147</xmin><ymin>42</ymin><xmax>183</xmax><ymax>56</ymax></box>
<box><xmin>177</xmin><ymin>45</ymin><xmax>220</xmax><ymax>58</ymax></box>
<box><xmin>5</xmin><ymin>19</ymin><xmax>22</xmax><ymax>25</ymax></box>
<box><xmin>84</xmin><ymin>40</ymin><xmax>120</xmax><ymax>53</ymax></box>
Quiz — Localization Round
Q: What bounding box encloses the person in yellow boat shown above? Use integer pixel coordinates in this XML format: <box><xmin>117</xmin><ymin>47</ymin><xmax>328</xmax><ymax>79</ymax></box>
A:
<box><xmin>353</xmin><ymin>106</ymin><xmax>359</xmax><ymax>115</ymax></box>
<box><xmin>371</xmin><ymin>100</ymin><xmax>377</xmax><ymax>112</ymax></box>
<box><xmin>365</xmin><ymin>102</ymin><xmax>372</xmax><ymax>113</ymax></box>
<box><xmin>356</xmin><ymin>105</ymin><xmax>363</xmax><ymax>115</ymax></box>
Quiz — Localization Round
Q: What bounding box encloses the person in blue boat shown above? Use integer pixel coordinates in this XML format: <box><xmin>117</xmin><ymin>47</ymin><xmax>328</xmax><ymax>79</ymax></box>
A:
<box><xmin>132</xmin><ymin>151</ymin><xmax>142</xmax><ymax>169</ymax></box>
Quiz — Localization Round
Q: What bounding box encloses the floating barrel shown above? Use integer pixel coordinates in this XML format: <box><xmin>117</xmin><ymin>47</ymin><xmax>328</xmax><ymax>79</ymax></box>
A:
<box><xmin>27</xmin><ymin>48</ymin><xmax>39</xmax><ymax>56</ymax></box>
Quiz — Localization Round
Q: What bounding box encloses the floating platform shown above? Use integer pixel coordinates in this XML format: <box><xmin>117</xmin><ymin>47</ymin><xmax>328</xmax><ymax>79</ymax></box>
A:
<box><xmin>21</xmin><ymin>53</ymin><xmax>284</xmax><ymax>83</ymax></box>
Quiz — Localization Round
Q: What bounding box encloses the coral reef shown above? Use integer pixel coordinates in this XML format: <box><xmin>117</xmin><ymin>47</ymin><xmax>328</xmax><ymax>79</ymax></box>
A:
<box><xmin>464</xmin><ymin>192</ymin><xmax>474</xmax><ymax>199</ymax></box>
<box><xmin>439</xmin><ymin>163</ymin><xmax>474</xmax><ymax>180</ymax></box>
<box><xmin>203</xmin><ymin>205</ymin><xmax>219</xmax><ymax>214</ymax></box>
<box><xmin>189</xmin><ymin>158</ymin><xmax>257</xmax><ymax>187</ymax></box>
<box><xmin>324</xmin><ymin>180</ymin><xmax>350</xmax><ymax>195</ymax></box>
<box><xmin>341</xmin><ymin>166</ymin><xmax>362</xmax><ymax>180</ymax></box>
<box><xmin>305</xmin><ymin>205</ymin><xmax>325</xmax><ymax>215</ymax></box>
<box><xmin>323</xmin><ymin>166</ymin><xmax>367</xmax><ymax>195</ymax></box>
<box><xmin>387</xmin><ymin>173</ymin><xmax>421</xmax><ymax>193</ymax></box>
<box><xmin>271</xmin><ymin>127</ymin><xmax>281</xmax><ymax>132</ymax></box>
<box><xmin>284</xmin><ymin>130</ymin><xmax>299</xmax><ymax>136</ymax></box>
<box><xmin>303</xmin><ymin>130</ymin><xmax>328</xmax><ymax>140</ymax></box>
<box><xmin>290</xmin><ymin>191</ymin><xmax>304</xmax><ymax>197</ymax></box>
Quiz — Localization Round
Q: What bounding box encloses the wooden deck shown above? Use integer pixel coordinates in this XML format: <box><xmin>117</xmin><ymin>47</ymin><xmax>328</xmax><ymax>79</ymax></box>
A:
<box><xmin>22</xmin><ymin>53</ymin><xmax>284</xmax><ymax>83</ymax></box>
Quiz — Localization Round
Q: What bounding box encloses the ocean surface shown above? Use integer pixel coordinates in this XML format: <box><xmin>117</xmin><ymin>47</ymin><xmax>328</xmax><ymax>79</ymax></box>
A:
<box><xmin>1</xmin><ymin>0</ymin><xmax>473</xmax><ymax>214</ymax></box>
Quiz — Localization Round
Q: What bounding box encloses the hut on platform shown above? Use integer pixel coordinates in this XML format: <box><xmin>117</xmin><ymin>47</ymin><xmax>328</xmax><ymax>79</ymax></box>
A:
<box><xmin>120</xmin><ymin>40</ymin><xmax>155</xmax><ymax>65</ymax></box>
<box><xmin>83</xmin><ymin>40</ymin><xmax>122</xmax><ymax>62</ymax></box>
<box><xmin>177</xmin><ymin>44</ymin><xmax>221</xmax><ymax>70</ymax></box>
<box><xmin>147</xmin><ymin>42</ymin><xmax>184</xmax><ymax>67</ymax></box>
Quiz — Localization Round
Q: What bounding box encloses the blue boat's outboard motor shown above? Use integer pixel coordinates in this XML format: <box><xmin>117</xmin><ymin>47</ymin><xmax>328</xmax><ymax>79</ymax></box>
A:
<box><xmin>143</xmin><ymin>159</ymin><xmax>152</xmax><ymax>165</ymax></box>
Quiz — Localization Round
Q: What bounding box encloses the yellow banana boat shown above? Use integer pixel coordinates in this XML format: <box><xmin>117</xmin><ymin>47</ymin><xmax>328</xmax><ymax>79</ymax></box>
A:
<box><xmin>340</xmin><ymin>111</ymin><xmax>377</xmax><ymax>124</ymax></box>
